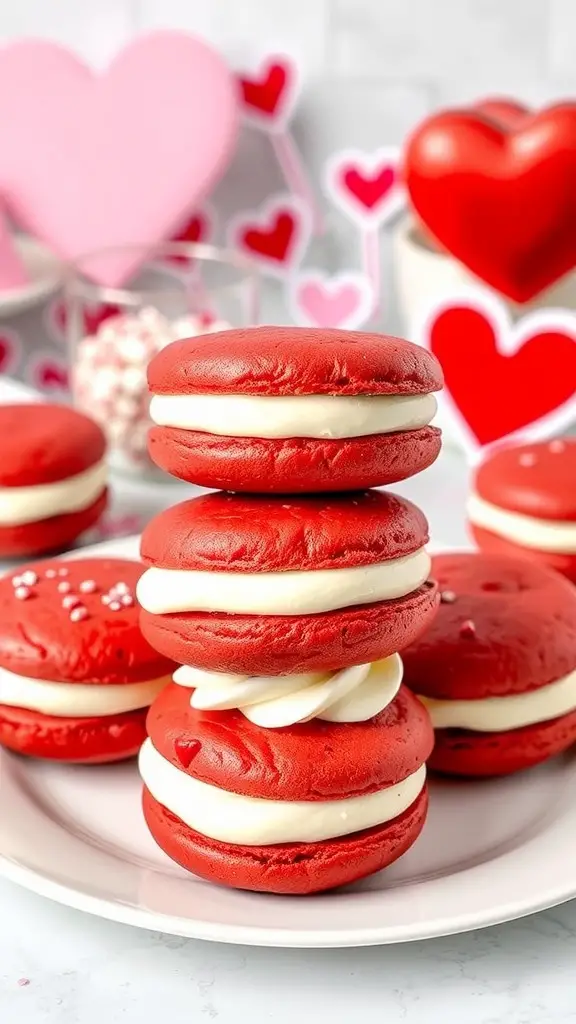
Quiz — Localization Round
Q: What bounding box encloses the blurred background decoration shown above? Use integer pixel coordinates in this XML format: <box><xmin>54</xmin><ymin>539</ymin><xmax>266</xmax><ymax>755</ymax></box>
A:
<box><xmin>0</xmin><ymin>0</ymin><xmax>573</xmax><ymax>464</ymax></box>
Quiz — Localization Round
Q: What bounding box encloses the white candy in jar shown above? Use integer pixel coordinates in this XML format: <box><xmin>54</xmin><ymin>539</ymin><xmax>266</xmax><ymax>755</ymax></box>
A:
<box><xmin>73</xmin><ymin>307</ymin><xmax>231</xmax><ymax>475</ymax></box>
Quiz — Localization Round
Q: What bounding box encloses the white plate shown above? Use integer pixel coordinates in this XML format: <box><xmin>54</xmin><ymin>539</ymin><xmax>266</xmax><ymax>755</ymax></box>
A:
<box><xmin>0</xmin><ymin>535</ymin><xmax>575</xmax><ymax>948</ymax></box>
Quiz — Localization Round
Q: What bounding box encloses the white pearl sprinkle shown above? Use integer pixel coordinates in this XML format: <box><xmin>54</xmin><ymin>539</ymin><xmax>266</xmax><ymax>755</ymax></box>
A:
<box><xmin>70</xmin><ymin>606</ymin><xmax>88</xmax><ymax>623</ymax></box>
<box><xmin>20</xmin><ymin>570</ymin><xmax>38</xmax><ymax>586</ymax></box>
<box><xmin>45</xmin><ymin>569</ymin><xmax>57</xmax><ymax>579</ymax></box>
<box><xmin>120</xmin><ymin>594</ymin><xmax>134</xmax><ymax>607</ymax></box>
<box><xmin>57</xmin><ymin>581</ymin><xmax>71</xmax><ymax>594</ymax></box>
<box><xmin>101</xmin><ymin>594</ymin><xmax>111</xmax><ymax>606</ymax></box>
<box><xmin>14</xmin><ymin>586</ymin><xmax>30</xmax><ymax>600</ymax></box>
<box><xmin>549</xmin><ymin>439</ymin><xmax>566</xmax><ymax>454</ymax></box>
<box><xmin>62</xmin><ymin>594</ymin><xmax>80</xmax><ymax>610</ymax></box>
<box><xmin>11</xmin><ymin>576</ymin><xmax>22</xmax><ymax>588</ymax></box>
<box><xmin>108</xmin><ymin>600</ymin><xmax>122</xmax><ymax>611</ymax></box>
<box><xmin>440</xmin><ymin>590</ymin><xmax>457</xmax><ymax>604</ymax></box>
<box><xmin>58</xmin><ymin>568</ymin><xmax>69</xmax><ymax>577</ymax></box>
<box><xmin>519</xmin><ymin>453</ymin><xmax>536</xmax><ymax>467</ymax></box>
<box><xmin>79</xmin><ymin>579</ymin><xmax>97</xmax><ymax>594</ymax></box>
<box><xmin>113</xmin><ymin>582</ymin><xmax>129</xmax><ymax>595</ymax></box>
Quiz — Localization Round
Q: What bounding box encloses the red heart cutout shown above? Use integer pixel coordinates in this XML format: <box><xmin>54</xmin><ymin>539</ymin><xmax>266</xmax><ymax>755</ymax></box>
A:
<box><xmin>50</xmin><ymin>297</ymin><xmax>121</xmax><ymax>341</ymax></box>
<box><xmin>429</xmin><ymin>304</ymin><xmax>576</xmax><ymax>445</ymax></box>
<box><xmin>31</xmin><ymin>358</ymin><xmax>69</xmax><ymax>392</ymax></box>
<box><xmin>405</xmin><ymin>104</ymin><xmax>576</xmax><ymax>302</ymax></box>
<box><xmin>167</xmin><ymin>210</ymin><xmax>211</xmax><ymax>266</ymax></box>
<box><xmin>239</xmin><ymin>59</ymin><xmax>291</xmax><ymax>117</ymax></box>
<box><xmin>0</xmin><ymin>331</ymin><xmax>18</xmax><ymax>373</ymax></box>
<box><xmin>342</xmin><ymin>165</ymin><xmax>396</xmax><ymax>211</ymax></box>
<box><xmin>241</xmin><ymin>210</ymin><xmax>296</xmax><ymax>263</ymax></box>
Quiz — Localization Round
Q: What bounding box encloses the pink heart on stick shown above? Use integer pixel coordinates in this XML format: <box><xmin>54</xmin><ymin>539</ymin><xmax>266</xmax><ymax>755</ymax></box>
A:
<box><xmin>290</xmin><ymin>271</ymin><xmax>374</xmax><ymax>329</ymax></box>
<box><xmin>0</xmin><ymin>34</ymin><xmax>238</xmax><ymax>287</ymax></box>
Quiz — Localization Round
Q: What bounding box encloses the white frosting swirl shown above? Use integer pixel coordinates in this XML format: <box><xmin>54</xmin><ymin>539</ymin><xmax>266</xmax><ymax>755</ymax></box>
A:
<box><xmin>173</xmin><ymin>655</ymin><xmax>403</xmax><ymax>727</ymax></box>
<box><xmin>0</xmin><ymin>665</ymin><xmax>170</xmax><ymax>718</ymax></box>
<box><xmin>418</xmin><ymin>666</ymin><xmax>576</xmax><ymax>733</ymax></box>
<box><xmin>0</xmin><ymin>459</ymin><xmax>107</xmax><ymax>526</ymax></box>
<box><xmin>136</xmin><ymin>548</ymin><xmax>431</xmax><ymax>617</ymax></box>
<box><xmin>468</xmin><ymin>492</ymin><xmax>576</xmax><ymax>553</ymax></box>
<box><xmin>139</xmin><ymin>738</ymin><xmax>427</xmax><ymax>845</ymax></box>
<box><xmin>149</xmin><ymin>392</ymin><xmax>437</xmax><ymax>440</ymax></box>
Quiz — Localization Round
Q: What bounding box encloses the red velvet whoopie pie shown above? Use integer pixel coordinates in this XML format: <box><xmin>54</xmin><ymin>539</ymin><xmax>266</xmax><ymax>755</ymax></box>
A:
<box><xmin>137</xmin><ymin>489</ymin><xmax>438</xmax><ymax>676</ymax></box>
<box><xmin>468</xmin><ymin>438</ymin><xmax>576</xmax><ymax>582</ymax></box>
<box><xmin>0</xmin><ymin>403</ymin><xmax>108</xmax><ymax>557</ymax></box>
<box><xmin>147</xmin><ymin>325</ymin><xmax>443</xmax><ymax>492</ymax></box>
<box><xmin>139</xmin><ymin>682</ymin><xmax>433</xmax><ymax>894</ymax></box>
<box><xmin>402</xmin><ymin>552</ymin><xmax>576</xmax><ymax>777</ymax></box>
<box><xmin>0</xmin><ymin>558</ymin><xmax>174</xmax><ymax>763</ymax></box>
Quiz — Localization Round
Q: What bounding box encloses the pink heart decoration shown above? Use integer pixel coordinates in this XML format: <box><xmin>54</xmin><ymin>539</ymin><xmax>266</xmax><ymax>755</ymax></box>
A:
<box><xmin>0</xmin><ymin>34</ymin><xmax>238</xmax><ymax>287</ymax></box>
<box><xmin>325</xmin><ymin>147</ymin><xmax>405</xmax><ymax>226</ymax></box>
<box><xmin>290</xmin><ymin>271</ymin><xmax>374</xmax><ymax>329</ymax></box>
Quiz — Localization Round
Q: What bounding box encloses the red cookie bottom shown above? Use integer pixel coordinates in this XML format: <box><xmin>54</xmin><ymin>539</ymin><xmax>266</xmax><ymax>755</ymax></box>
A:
<box><xmin>0</xmin><ymin>489</ymin><xmax>108</xmax><ymax>558</ymax></box>
<box><xmin>148</xmin><ymin>425</ymin><xmax>442</xmax><ymax>493</ymax></box>
<box><xmin>0</xmin><ymin>703</ymin><xmax>147</xmax><ymax>763</ymax></box>
<box><xmin>470</xmin><ymin>523</ymin><xmax>576</xmax><ymax>584</ymax></box>
<box><xmin>142</xmin><ymin>786</ymin><xmax>429</xmax><ymax>895</ymax></box>
<box><xmin>429</xmin><ymin>709</ymin><xmax>576</xmax><ymax>778</ymax></box>
<box><xmin>140</xmin><ymin>581</ymin><xmax>438</xmax><ymax>676</ymax></box>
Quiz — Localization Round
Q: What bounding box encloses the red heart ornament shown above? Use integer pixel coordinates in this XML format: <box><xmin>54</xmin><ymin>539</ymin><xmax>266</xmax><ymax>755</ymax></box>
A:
<box><xmin>29</xmin><ymin>356</ymin><xmax>69</xmax><ymax>392</ymax></box>
<box><xmin>428</xmin><ymin>303</ymin><xmax>576</xmax><ymax>446</ymax></box>
<box><xmin>242</xmin><ymin>211</ymin><xmax>295</xmax><ymax>262</ymax></box>
<box><xmin>405</xmin><ymin>104</ymin><xmax>576</xmax><ymax>302</ymax></box>
<box><xmin>238</xmin><ymin>57</ymin><xmax>294</xmax><ymax>121</ymax></box>
<box><xmin>473</xmin><ymin>97</ymin><xmax>530</xmax><ymax>129</ymax></box>
<box><xmin>342</xmin><ymin>165</ymin><xmax>396</xmax><ymax>211</ymax></box>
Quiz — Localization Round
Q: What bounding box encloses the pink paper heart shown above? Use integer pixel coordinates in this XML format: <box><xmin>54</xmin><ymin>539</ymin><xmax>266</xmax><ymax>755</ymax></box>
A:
<box><xmin>0</xmin><ymin>34</ymin><xmax>238</xmax><ymax>287</ymax></box>
<box><xmin>291</xmin><ymin>272</ymin><xmax>373</xmax><ymax>329</ymax></box>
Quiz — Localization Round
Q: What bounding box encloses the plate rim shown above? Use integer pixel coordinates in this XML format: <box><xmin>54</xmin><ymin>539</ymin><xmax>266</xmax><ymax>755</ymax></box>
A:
<box><xmin>1</xmin><ymin>534</ymin><xmax>575</xmax><ymax>947</ymax></box>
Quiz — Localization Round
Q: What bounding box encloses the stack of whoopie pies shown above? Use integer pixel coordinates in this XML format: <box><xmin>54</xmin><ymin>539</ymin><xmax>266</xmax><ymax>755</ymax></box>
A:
<box><xmin>136</xmin><ymin>326</ymin><xmax>444</xmax><ymax>894</ymax></box>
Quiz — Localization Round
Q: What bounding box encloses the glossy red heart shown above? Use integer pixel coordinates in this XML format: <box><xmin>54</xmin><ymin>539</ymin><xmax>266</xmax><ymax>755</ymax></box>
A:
<box><xmin>405</xmin><ymin>104</ymin><xmax>576</xmax><ymax>302</ymax></box>
<box><xmin>429</xmin><ymin>305</ymin><xmax>576</xmax><ymax>445</ymax></box>
<box><xmin>241</xmin><ymin>209</ymin><xmax>297</xmax><ymax>263</ymax></box>
<box><xmin>473</xmin><ymin>97</ymin><xmax>530</xmax><ymax>129</ymax></box>
<box><xmin>239</xmin><ymin>59</ymin><xmax>291</xmax><ymax>118</ymax></box>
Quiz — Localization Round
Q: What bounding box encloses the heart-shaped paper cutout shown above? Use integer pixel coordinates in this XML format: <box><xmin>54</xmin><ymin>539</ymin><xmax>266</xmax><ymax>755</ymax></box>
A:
<box><xmin>238</xmin><ymin>56</ymin><xmax>297</xmax><ymax>126</ymax></box>
<box><xmin>419</xmin><ymin>294</ymin><xmax>576</xmax><ymax>450</ymax></box>
<box><xmin>27</xmin><ymin>355</ymin><xmax>69</xmax><ymax>393</ymax></box>
<box><xmin>229</xmin><ymin>196</ymin><xmax>310</xmax><ymax>277</ymax></box>
<box><xmin>0</xmin><ymin>34</ymin><xmax>238</xmax><ymax>287</ymax></box>
<box><xmin>405</xmin><ymin>104</ymin><xmax>576</xmax><ymax>302</ymax></box>
<box><xmin>290</xmin><ymin>271</ymin><xmax>373</xmax><ymax>329</ymax></box>
<box><xmin>167</xmin><ymin>207</ymin><xmax>214</xmax><ymax>267</ymax></box>
<box><xmin>325</xmin><ymin>147</ymin><xmax>404</xmax><ymax>226</ymax></box>
<box><xmin>0</xmin><ymin>328</ymin><xmax>21</xmax><ymax>374</ymax></box>
<box><xmin>48</xmin><ymin>297</ymin><xmax>122</xmax><ymax>343</ymax></box>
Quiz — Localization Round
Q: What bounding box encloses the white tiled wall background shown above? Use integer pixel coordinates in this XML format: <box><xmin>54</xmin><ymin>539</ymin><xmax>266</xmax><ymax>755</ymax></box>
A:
<box><xmin>3</xmin><ymin>0</ymin><xmax>575</xmax><ymax>333</ymax></box>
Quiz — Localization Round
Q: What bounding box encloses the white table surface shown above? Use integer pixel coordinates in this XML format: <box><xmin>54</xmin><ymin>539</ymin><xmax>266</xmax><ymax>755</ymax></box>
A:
<box><xmin>2</xmin><ymin>377</ymin><xmax>576</xmax><ymax>1024</ymax></box>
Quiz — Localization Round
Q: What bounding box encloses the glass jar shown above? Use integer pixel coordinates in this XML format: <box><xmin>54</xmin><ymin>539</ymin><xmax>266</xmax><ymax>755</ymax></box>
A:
<box><xmin>65</xmin><ymin>242</ymin><xmax>259</xmax><ymax>478</ymax></box>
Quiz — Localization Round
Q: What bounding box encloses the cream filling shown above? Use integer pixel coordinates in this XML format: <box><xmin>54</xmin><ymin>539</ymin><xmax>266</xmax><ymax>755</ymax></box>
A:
<box><xmin>149</xmin><ymin>392</ymin><xmax>437</xmax><ymax>440</ymax></box>
<box><xmin>0</xmin><ymin>665</ymin><xmax>170</xmax><ymax>718</ymax></box>
<box><xmin>139</xmin><ymin>738</ymin><xmax>426</xmax><ymax>845</ymax></box>
<box><xmin>468</xmin><ymin>492</ymin><xmax>576</xmax><ymax>554</ymax></box>
<box><xmin>0</xmin><ymin>459</ymin><xmax>107</xmax><ymax>527</ymax></box>
<box><xmin>173</xmin><ymin>654</ymin><xmax>403</xmax><ymax>727</ymax></box>
<box><xmin>418</xmin><ymin>667</ymin><xmax>576</xmax><ymax>732</ymax></box>
<box><xmin>136</xmin><ymin>548</ymin><xmax>431</xmax><ymax>616</ymax></box>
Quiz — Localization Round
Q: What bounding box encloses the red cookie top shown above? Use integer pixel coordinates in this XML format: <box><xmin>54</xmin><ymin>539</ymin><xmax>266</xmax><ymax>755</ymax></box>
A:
<box><xmin>0</xmin><ymin>558</ymin><xmax>175</xmax><ymax>684</ymax></box>
<box><xmin>148</xmin><ymin>325</ymin><xmax>443</xmax><ymax>397</ymax></box>
<box><xmin>402</xmin><ymin>552</ymin><xmax>576</xmax><ymax>700</ymax></box>
<box><xmin>140</xmin><ymin>490</ymin><xmax>429</xmax><ymax>573</ymax></box>
<box><xmin>147</xmin><ymin>682</ymin><xmax>433</xmax><ymax>800</ymax></box>
<box><xmin>474</xmin><ymin>438</ymin><xmax>576</xmax><ymax>521</ymax></box>
<box><xmin>0</xmin><ymin>404</ymin><xmax>106</xmax><ymax>487</ymax></box>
